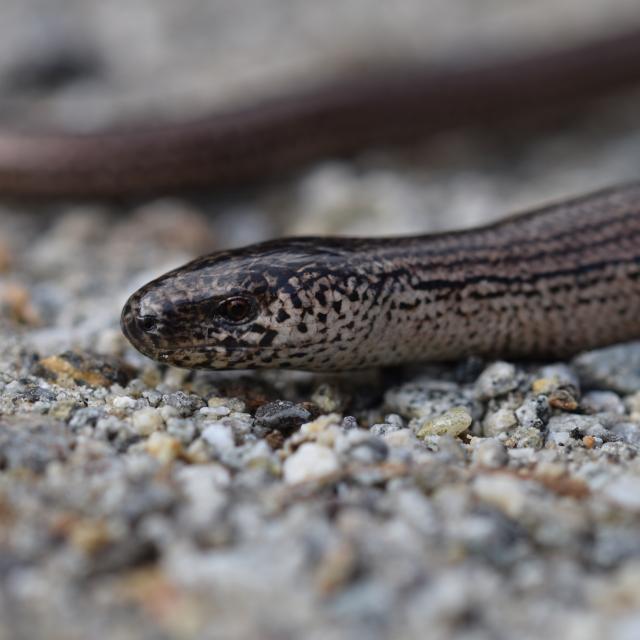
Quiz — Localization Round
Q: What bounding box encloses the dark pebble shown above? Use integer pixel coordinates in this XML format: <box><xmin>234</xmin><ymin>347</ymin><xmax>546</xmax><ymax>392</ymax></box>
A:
<box><xmin>254</xmin><ymin>400</ymin><xmax>318</xmax><ymax>433</ymax></box>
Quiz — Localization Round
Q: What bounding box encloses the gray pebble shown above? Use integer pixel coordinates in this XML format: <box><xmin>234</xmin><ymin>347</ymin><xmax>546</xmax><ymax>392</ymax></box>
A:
<box><xmin>370</xmin><ymin>421</ymin><xmax>404</xmax><ymax>437</ymax></box>
<box><xmin>69</xmin><ymin>407</ymin><xmax>104</xmax><ymax>429</ymax></box>
<box><xmin>545</xmin><ymin>431</ymin><xmax>572</xmax><ymax>447</ymax></box>
<box><xmin>509</xmin><ymin>426</ymin><xmax>545</xmax><ymax>449</ymax></box>
<box><xmin>581</xmin><ymin>390</ymin><xmax>625</xmax><ymax>415</ymax></box>
<box><xmin>341</xmin><ymin>416</ymin><xmax>359</xmax><ymax>430</ymax></box>
<box><xmin>609</xmin><ymin>422</ymin><xmax>640</xmax><ymax>446</ymax></box>
<box><xmin>537</xmin><ymin>364</ymin><xmax>580</xmax><ymax>391</ymax></box>
<box><xmin>161</xmin><ymin>391</ymin><xmax>206</xmax><ymax>417</ymax></box>
<box><xmin>385</xmin><ymin>380</ymin><xmax>475</xmax><ymax>420</ymax></box>
<box><xmin>573</xmin><ymin>342</ymin><xmax>640</xmax><ymax>394</ymax></box>
<box><xmin>515</xmin><ymin>396</ymin><xmax>550</xmax><ymax>430</ymax></box>
<box><xmin>547</xmin><ymin>414</ymin><xmax>607</xmax><ymax>437</ymax></box>
<box><xmin>341</xmin><ymin>433</ymin><xmax>388</xmax><ymax>464</ymax></box>
<box><xmin>142</xmin><ymin>389</ymin><xmax>163</xmax><ymax>407</ymax></box>
<box><xmin>475</xmin><ymin>362</ymin><xmax>519</xmax><ymax>400</ymax></box>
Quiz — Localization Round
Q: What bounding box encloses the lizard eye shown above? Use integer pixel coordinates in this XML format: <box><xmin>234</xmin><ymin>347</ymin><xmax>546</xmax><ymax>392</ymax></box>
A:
<box><xmin>216</xmin><ymin>296</ymin><xmax>256</xmax><ymax>324</ymax></box>
<box><xmin>138</xmin><ymin>315</ymin><xmax>158</xmax><ymax>333</ymax></box>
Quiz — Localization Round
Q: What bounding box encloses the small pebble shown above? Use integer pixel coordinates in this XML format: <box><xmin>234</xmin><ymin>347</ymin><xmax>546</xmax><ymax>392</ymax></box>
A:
<box><xmin>254</xmin><ymin>400</ymin><xmax>314</xmax><ymax>433</ymax></box>
<box><xmin>515</xmin><ymin>396</ymin><xmax>550</xmax><ymax>430</ymax></box>
<box><xmin>537</xmin><ymin>364</ymin><xmax>580</xmax><ymax>391</ymax></box>
<box><xmin>112</xmin><ymin>395</ymin><xmax>137</xmax><ymax>410</ymax></box>
<box><xmin>573</xmin><ymin>342</ymin><xmax>640</xmax><ymax>394</ymax></box>
<box><xmin>483</xmin><ymin>407</ymin><xmax>518</xmax><ymax>437</ymax></box>
<box><xmin>382</xmin><ymin>428</ymin><xmax>416</xmax><ymax>449</ymax></box>
<box><xmin>341</xmin><ymin>416</ymin><xmax>359</xmax><ymax>430</ymax></box>
<box><xmin>201</xmin><ymin>422</ymin><xmax>235</xmax><ymax>453</ymax></box>
<box><xmin>414</xmin><ymin>406</ymin><xmax>472</xmax><ymax>438</ymax></box>
<box><xmin>208</xmin><ymin>396</ymin><xmax>246</xmax><ymax>413</ymax></box>
<box><xmin>385</xmin><ymin>380</ymin><xmax>474</xmax><ymax>420</ymax></box>
<box><xmin>145</xmin><ymin>432</ymin><xmax>183</xmax><ymax>464</ymax></box>
<box><xmin>162</xmin><ymin>391</ymin><xmax>205</xmax><ymax>417</ymax></box>
<box><xmin>311</xmin><ymin>383</ymin><xmax>347</xmax><ymax>413</ymax></box>
<box><xmin>581</xmin><ymin>391</ymin><xmax>625</xmax><ymax>415</ymax></box>
<box><xmin>370</xmin><ymin>422</ymin><xmax>402</xmax><ymax>437</ymax></box>
<box><xmin>475</xmin><ymin>362</ymin><xmax>519</xmax><ymax>400</ymax></box>
<box><xmin>199</xmin><ymin>406</ymin><xmax>231</xmax><ymax>417</ymax></box>
<box><xmin>338</xmin><ymin>431</ymin><xmax>388</xmax><ymax>464</ymax></box>
<box><xmin>610</xmin><ymin>423</ymin><xmax>640</xmax><ymax>446</ymax></box>
<box><xmin>283</xmin><ymin>443</ymin><xmax>340</xmax><ymax>484</ymax></box>
<box><xmin>473</xmin><ymin>473</ymin><xmax>530</xmax><ymax>519</ymax></box>
<box><xmin>507</xmin><ymin>427</ymin><xmax>545</xmax><ymax>449</ymax></box>
<box><xmin>546</xmin><ymin>431</ymin><xmax>572</xmax><ymax>447</ymax></box>
<box><xmin>472</xmin><ymin>438</ymin><xmax>509</xmax><ymax>468</ymax></box>
<box><xmin>131</xmin><ymin>407</ymin><xmax>164</xmax><ymax>436</ymax></box>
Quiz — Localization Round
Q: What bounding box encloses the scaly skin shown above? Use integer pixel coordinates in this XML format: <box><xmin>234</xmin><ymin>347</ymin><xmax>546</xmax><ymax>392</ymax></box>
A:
<box><xmin>121</xmin><ymin>184</ymin><xmax>640</xmax><ymax>370</ymax></box>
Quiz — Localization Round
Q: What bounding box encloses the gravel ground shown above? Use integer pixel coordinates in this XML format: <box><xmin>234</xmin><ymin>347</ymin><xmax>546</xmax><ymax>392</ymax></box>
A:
<box><xmin>3</xmin><ymin>2</ymin><xmax>640</xmax><ymax>639</ymax></box>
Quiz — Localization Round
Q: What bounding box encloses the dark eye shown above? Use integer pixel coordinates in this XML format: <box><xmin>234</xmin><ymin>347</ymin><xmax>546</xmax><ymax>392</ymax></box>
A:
<box><xmin>138</xmin><ymin>315</ymin><xmax>157</xmax><ymax>332</ymax></box>
<box><xmin>217</xmin><ymin>296</ymin><xmax>255</xmax><ymax>324</ymax></box>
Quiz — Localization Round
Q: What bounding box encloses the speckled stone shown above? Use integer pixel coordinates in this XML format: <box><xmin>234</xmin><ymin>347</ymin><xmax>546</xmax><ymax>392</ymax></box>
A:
<box><xmin>515</xmin><ymin>395</ymin><xmax>551</xmax><ymax>430</ymax></box>
<box><xmin>474</xmin><ymin>362</ymin><xmax>520</xmax><ymax>400</ymax></box>
<box><xmin>254</xmin><ymin>400</ymin><xmax>315</xmax><ymax>433</ymax></box>
<box><xmin>385</xmin><ymin>380</ymin><xmax>477</xmax><ymax>421</ymax></box>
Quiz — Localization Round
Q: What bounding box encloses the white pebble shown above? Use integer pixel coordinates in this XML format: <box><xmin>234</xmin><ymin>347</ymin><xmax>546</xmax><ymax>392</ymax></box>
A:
<box><xmin>112</xmin><ymin>395</ymin><xmax>136</xmax><ymax>409</ymax></box>
<box><xmin>475</xmin><ymin>362</ymin><xmax>518</xmax><ymax>400</ymax></box>
<box><xmin>201</xmin><ymin>422</ymin><xmax>235</xmax><ymax>452</ymax></box>
<box><xmin>483</xmin><ymin>407</ymin><xmax>518</xmax><ymax>436</ymax></box>
<box><xmin>199</xmin><ymin>406</ymin><xmax>231</xmax><ymax>417</ymax></box>
<box><xmin>131</xmin><ymin>407</ymin><xmax>164</xmax><ymax>436</ymax></box>
<box><xmin>283</xmin><ymin>443</ymin><xmax>340</xmax><ymax>484</ymax></box>
<box><xmin>546</xmin><ymin>431</ymin><xmax>571</xmax><ymax>447</ymax></box>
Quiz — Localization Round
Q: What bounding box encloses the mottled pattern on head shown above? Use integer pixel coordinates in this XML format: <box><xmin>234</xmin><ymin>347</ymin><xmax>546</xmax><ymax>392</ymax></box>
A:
<box><xmin>121</xmin><ymin>237</ymin><xmax>397</xmax><ymax>370</ymax></box>
<box><xmin>122</xmin><ymin>185</ymin><xmax>640</xmax><ymax>370</ymax></box>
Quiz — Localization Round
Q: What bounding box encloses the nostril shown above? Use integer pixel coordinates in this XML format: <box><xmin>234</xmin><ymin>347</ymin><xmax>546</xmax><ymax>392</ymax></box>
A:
<box><xmin>137</xmin><ymin>315</ymin><xmax>158</xmax><ymax>333</ymax></box>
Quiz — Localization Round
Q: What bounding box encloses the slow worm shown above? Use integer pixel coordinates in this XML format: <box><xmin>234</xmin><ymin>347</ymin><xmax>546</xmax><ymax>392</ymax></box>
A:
<box><xmin>121</xmin><ymin>185</ymin><xmax>640</xmax><ymax>370</ymax></box>
<box><xmin>1</xmin><ymin>28</ymin><xmax>640</xmax><ymax>197</ymax></box>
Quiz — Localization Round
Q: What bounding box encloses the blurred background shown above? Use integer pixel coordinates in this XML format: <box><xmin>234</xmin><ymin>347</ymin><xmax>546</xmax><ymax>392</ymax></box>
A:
<box><xmin>2</xmin><ymin>0</ymin><xmax>640</xmax><ymax>358</ymax></box>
